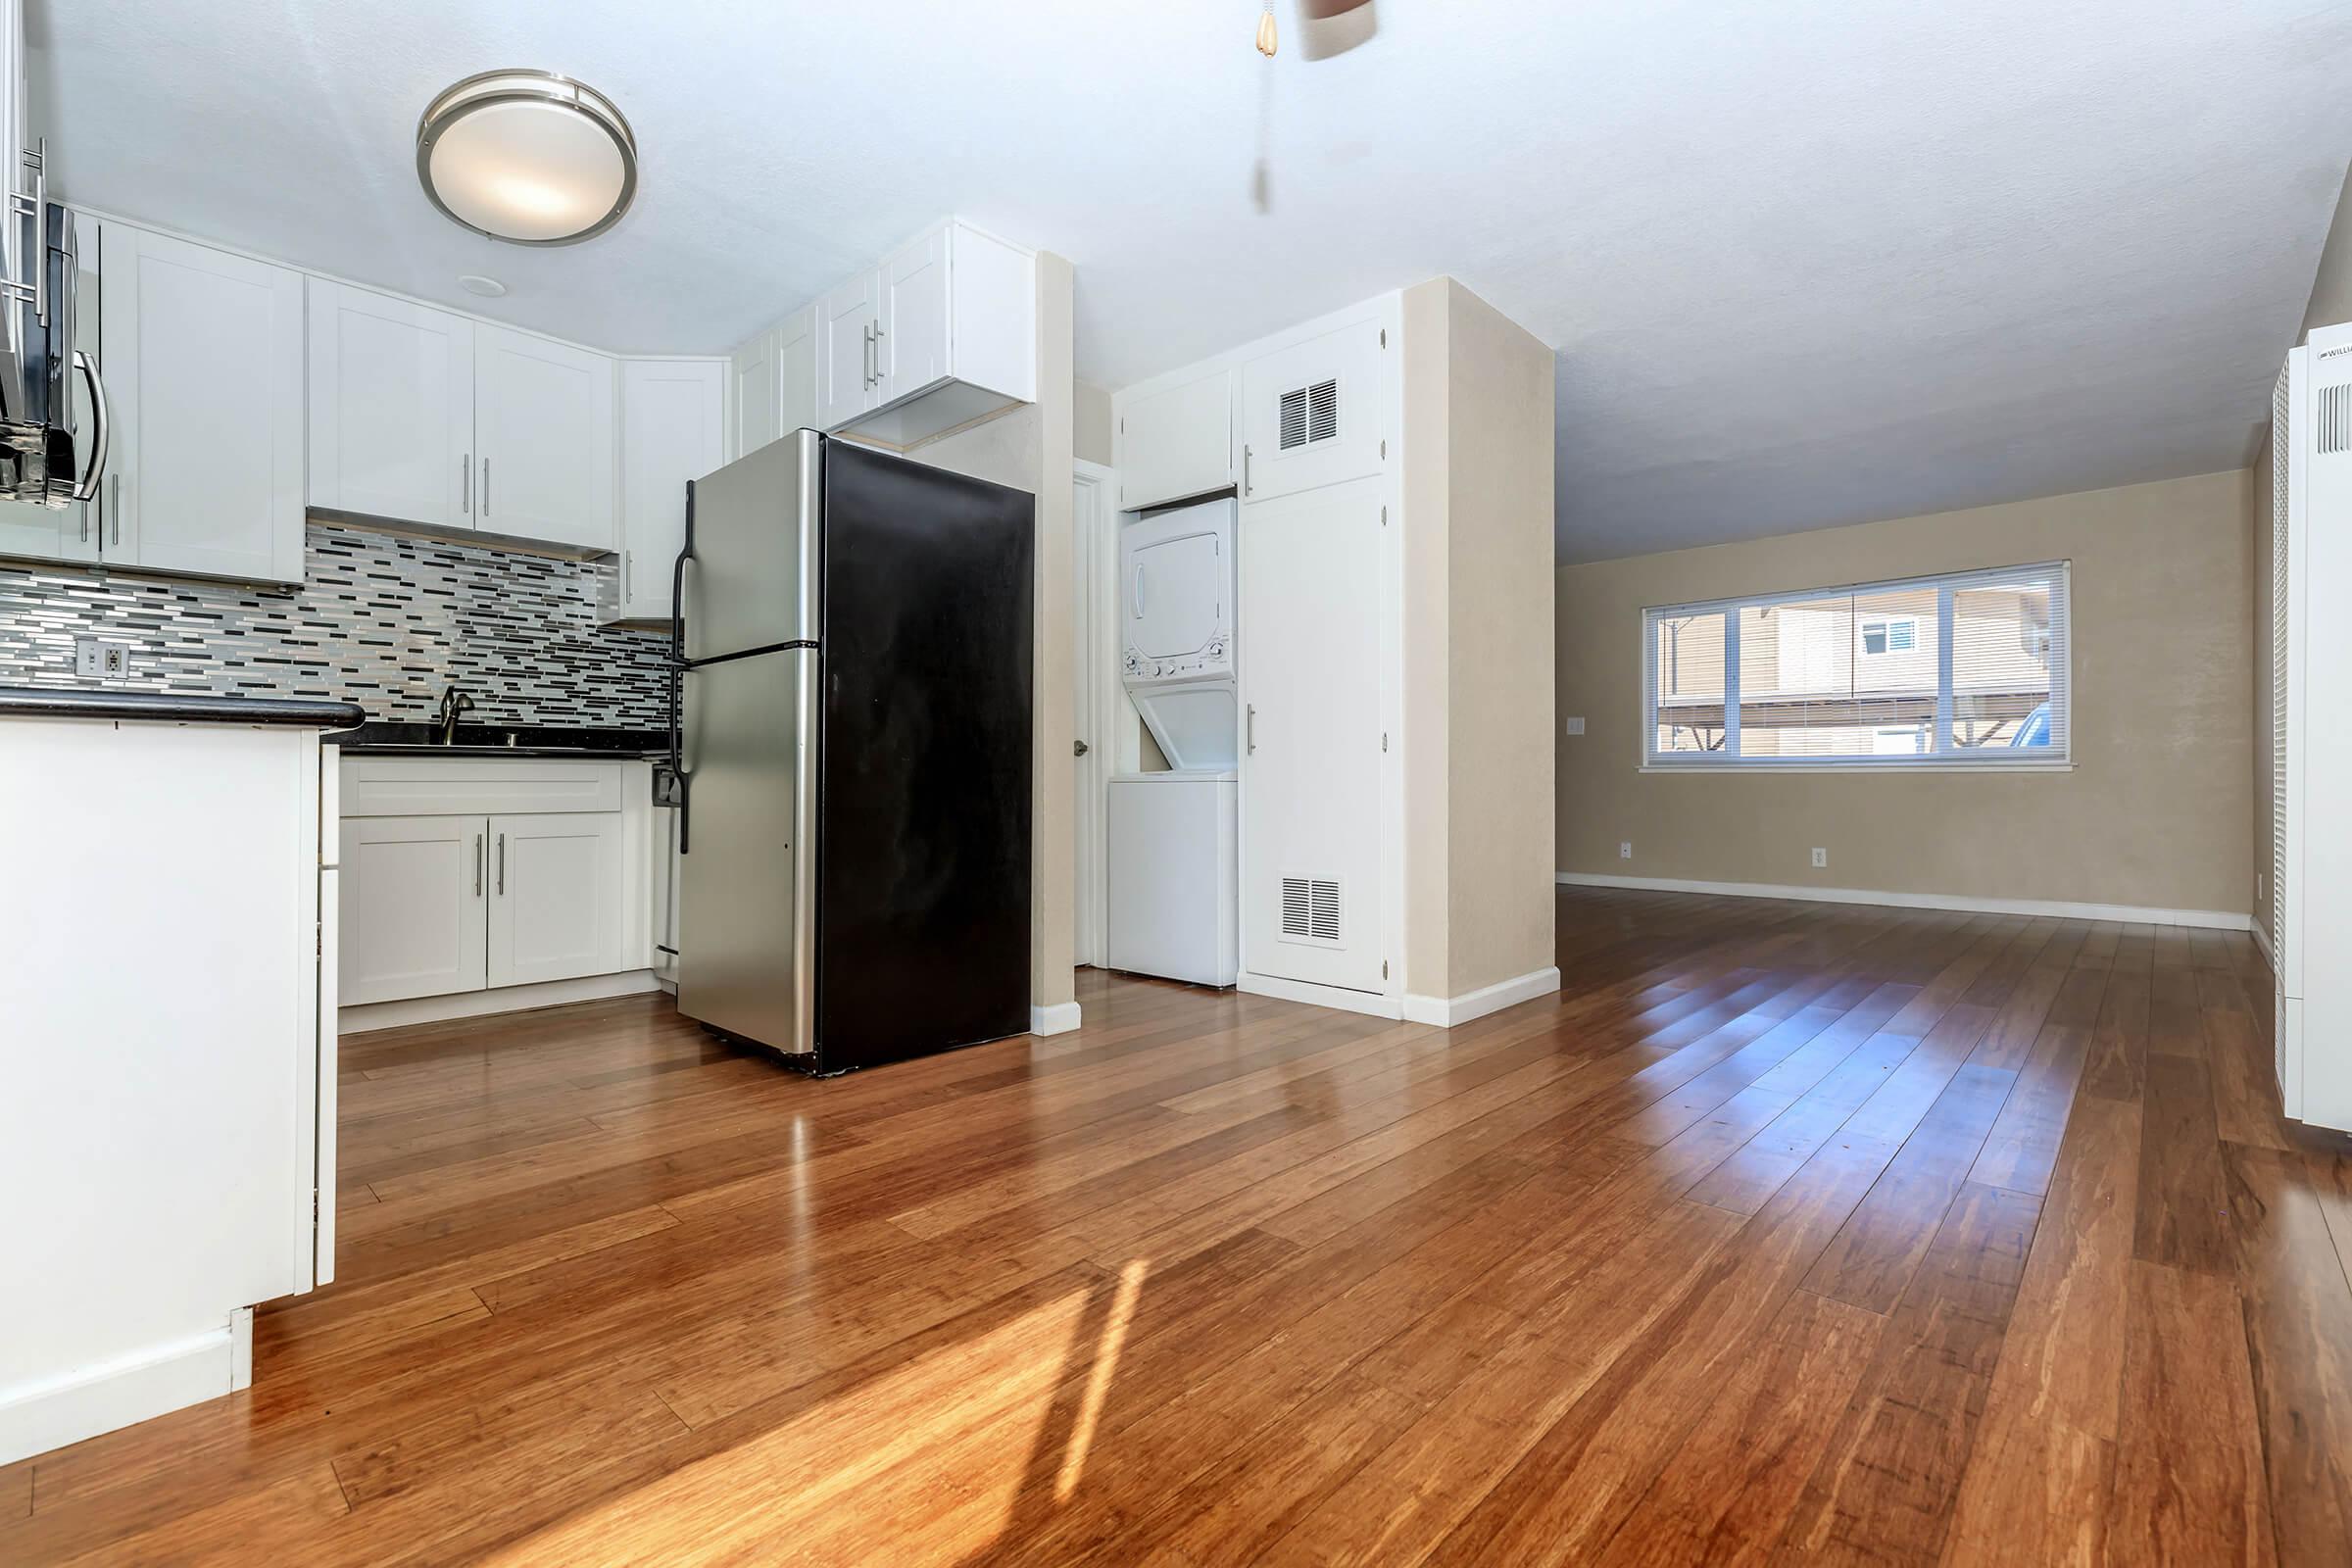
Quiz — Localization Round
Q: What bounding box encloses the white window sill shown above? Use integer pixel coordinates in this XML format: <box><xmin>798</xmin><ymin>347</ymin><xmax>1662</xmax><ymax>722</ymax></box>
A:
<box><xmin>1640</xmin><ymin>761</ymin><xmax>2075</xmax><ymax>775</ymax></box>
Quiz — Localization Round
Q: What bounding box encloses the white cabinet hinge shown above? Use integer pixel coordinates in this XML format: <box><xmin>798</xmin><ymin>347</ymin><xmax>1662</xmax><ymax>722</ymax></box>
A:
<box><xmin>1382</xmin><ymin>959</ymin><xmax>1390</xmax><ymax>980</ymax></box>
<box><xmin>1380</xmin><ymin>439</ymin><xmax>1388</xmax><ymax>460</ymax></box>
<box><xmin>1382</xmin><ymin>505</ymin><xmax>1388</xmax><ymax>526</ymax></box>
<box><xmin>1379</xmin><ymin>329</ymin><xmax>1387</xmax><ymax>348</ymax></box>
<box><xmin>1382</xmin><ymin>732</ymin><xmax>1389</xmax><ymax>753</ymax></box>
<box><xmin>312</xmin><ymin>1188</ymin><xmax>320</xmax><ymax>1224</ymax></box>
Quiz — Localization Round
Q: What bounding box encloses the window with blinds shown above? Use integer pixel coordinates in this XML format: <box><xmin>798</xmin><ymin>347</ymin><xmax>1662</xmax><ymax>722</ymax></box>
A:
<box><xmin>1642</xmin><ymin>563</ymin><xmax>2069</xmax><ymax>768</ymax></box>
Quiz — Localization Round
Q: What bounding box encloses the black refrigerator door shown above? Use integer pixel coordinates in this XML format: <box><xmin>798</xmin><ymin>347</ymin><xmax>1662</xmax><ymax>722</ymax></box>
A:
<box><xmin>814</xmin><ymin>440</ymin><xmax>1034</xmax><ymax>1073</ymax></box>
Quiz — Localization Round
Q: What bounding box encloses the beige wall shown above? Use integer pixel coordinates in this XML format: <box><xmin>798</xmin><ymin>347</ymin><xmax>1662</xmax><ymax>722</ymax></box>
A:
<box><xmin>900</xmin><ymin>254</ymin><xmax>1078</xmax><ymax>1014</ymax></box>
<box><xmin>2253</xmin><ymin>441</ymin><xmax>2274</xmax><ymax>944</ymax></box>
<box><xmin>1402</xmin><ymin>278</ymin><xmax>1557</xmax><ymax>1000</ymax></box>
<box><xmin>1555</xmin><ymin>470</ymin><xmax>2255</xmax><ymax>915</ymax></box>
<box><xmin>1075</xmin><ymin>380</ymin><xmax>1112</xmax><ymax>467</ymax></box>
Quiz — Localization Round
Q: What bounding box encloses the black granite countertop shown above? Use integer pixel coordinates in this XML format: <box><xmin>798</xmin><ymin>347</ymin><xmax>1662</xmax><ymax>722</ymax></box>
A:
<box><xmin>337</xmin><ymin>720</ymin><xmax>670</xmax><ymax>759</ymax></box>
<box><xmin>0</xmin><ymin>685</ymin><xmax>368</xmax><ymax>729</ymax></box>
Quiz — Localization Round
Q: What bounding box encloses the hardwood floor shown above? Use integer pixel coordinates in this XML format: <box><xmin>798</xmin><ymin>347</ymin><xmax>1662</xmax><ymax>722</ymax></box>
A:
<box><xmin>8</xmin><ymin>887</ymin><xmax>2352</xmax><ymax>1564</ymax></box>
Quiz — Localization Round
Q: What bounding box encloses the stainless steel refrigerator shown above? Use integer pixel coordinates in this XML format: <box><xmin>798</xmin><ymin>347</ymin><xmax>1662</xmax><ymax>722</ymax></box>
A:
<box><xmin>669</xmin><ymin>429</ymin><xmax>1034</xmax><ymax>1075</ymax></box>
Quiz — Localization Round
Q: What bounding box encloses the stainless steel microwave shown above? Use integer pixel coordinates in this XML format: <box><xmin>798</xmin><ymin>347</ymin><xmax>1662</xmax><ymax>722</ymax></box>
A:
<box><xmin>0</xmin><ymin>144</ymin><xmax>105</xmax><ymax>507</ymax></box>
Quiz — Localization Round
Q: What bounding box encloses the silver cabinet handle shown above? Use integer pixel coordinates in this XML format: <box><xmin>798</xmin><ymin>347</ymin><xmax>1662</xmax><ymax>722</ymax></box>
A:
<box><xmin>861</xmin><ymin>321</ymin><xmax>874</xmax><ymax>389</ymax></box>
<box><xmin>872</xmin><ymin>321</ymin><xmax>886</xmax><ymax>389</ymax></box>
<box><xmin>461</xmin><ymin>454</ymin><xmax>470</xmax><ymax>514</ymax></box>
<box><xmin>474</xmin><ymin>833</ymin><xmax>484</xmax><ymax>897</ymax></box>
<box><xmin>110</xmin><ymin>473</ymin><xmax>120</xmax><ymax>546</ymax></box>
<box><xmin>1243</xmin><ymin>445</ymin><xmax>1252</xmax><ymax>497</ymax></box>
<box><xmin>497</xmin><ymin>832</ymin><xmax>506</xmax><ymax>896</ymax></box>
<box><xmin>1247</xmin><ymin>704</ymin><xmax>1256</xmax><ymax>754</ymax></box>
<box><xmin>481</xmin><ymin>459</ymin><xmax>491</xmax><ymax>517</ymax></box>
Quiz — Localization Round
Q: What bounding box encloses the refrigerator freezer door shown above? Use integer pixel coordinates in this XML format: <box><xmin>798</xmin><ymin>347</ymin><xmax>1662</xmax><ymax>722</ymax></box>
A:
<box><xmin>684</xmin><ymin>427</ymin><xmax>822</xmax><ymax>662</ymax></box>
<box><xmin>815</xmin><ymin>442</ymin><xmax>1033</xmax><ymax>1072</ymax></box>
<box><xmin>676</xmin><ymin>647</ymin><xmax>818</xmax><ymax>1054</ymax></box>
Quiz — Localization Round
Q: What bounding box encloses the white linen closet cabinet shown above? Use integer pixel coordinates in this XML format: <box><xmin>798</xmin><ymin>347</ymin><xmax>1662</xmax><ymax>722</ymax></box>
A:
<box><xmin>1236</xmin><ymin>318</ymin><xmax>1392</xmax><ymax>1000</ymax></box>
<box><xmin>2270</xmin><ymin>320</ymin><xmax>2352</xmax><ymax>1133</ymax></box>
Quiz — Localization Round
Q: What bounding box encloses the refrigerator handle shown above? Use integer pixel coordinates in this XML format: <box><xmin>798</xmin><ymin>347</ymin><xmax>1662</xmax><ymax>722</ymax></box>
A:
<box><xmin>669</xmin><ymin>478</ymin><xmax>697</xmax><ymax>855</ymax></box>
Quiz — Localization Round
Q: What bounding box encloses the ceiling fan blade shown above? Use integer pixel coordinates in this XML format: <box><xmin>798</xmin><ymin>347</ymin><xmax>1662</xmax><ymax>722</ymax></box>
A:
<box><xmin>1301</xmin><ymin>0</ymin><xmax>1373</xmax><ymax>15</ymax></box>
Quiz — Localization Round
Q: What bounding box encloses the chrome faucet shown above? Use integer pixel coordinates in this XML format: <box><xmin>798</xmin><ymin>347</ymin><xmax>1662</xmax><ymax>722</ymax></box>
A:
<box><xmin>435</xmin><ymin>683</ymin><xmax>474</xmax><ymax>746</ymax></box>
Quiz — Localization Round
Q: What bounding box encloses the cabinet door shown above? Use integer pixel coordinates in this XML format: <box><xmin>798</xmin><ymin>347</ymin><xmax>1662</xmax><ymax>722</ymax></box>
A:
<box><xmin>775</xmin><ymin>302</ymin><xmax>818</xmax><ymax>439</ymax></box>
<box><xmin>0</xmin><ymin>210</ymin><xmax>98</xmax><ymax>564</ymax></box>
<box><xmin>103</xmin><ymin>224</ymin><xmax>306</xmax><ymax>583</ymax></box>
<box><xmin>618</xmin><ymin>358</ymin><xmax>724</xmax><ymax>622</ymax></box>
<box><xmin>877</xmin><ymin>223</ymin><xmax>949</xmax><ymax>404</ymax></box>
<box><xmin>815</xmin><ymin>270</ymin><xmax>880</xmax><ymax>431</ymax></box>
<box><xmin>1237</xmin><ymin>318</ymin><xmax>1385</xmax><ymax>504</ymax></box>
<box><xmin>1240</xmin><ymin>476</ymin><xmax>1386</xmax><ymax>995</ymax></box>
<box><xmin>729</xmin><ymin>325</ymin><xmax>777</xmax><ymax>462</ymax></box>
<box><xmin>475</xmin><ymin>323</ymin><xmax>617</xmax><ymax>550</ymax></box>
<box><xmin>1116</xmin><ymin>367</ymin><xmax>1233</xmax><ymax>511</ymax></box>
<box><xmin>308</xmin><ymin>278</ymin><xmax>474</xmax><ymax>529</ymax></box>
<box><xmin>338</xmin><ymin>813</ymin><xmax>489</xmax><ymax>1005</ymax></box>
<box><xmin>487</xmin><ymin>812</ymin><xmax>626</xmax><ymax>988</ymax></box>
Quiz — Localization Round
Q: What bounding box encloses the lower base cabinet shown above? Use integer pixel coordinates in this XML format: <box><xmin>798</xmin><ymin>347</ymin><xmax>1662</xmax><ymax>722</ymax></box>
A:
<box><xmin>337</xmin><ymin>759</ymin><xmax>648</xmax><ymax>1009</ymax></box>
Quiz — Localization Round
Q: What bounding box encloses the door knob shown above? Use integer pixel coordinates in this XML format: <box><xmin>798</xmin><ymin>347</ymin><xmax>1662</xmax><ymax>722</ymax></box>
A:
<box><xmin>1073</xmin><ymin>739</ymin><xmax>1091</xmax><ymax>757</ymax></box>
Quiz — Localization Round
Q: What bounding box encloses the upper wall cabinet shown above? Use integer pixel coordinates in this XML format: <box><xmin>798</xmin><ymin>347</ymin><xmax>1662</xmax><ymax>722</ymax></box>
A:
<box><xmin>308</xmin><ymin>279</ymin><xmax>474</xmax><ymax>531</ymax></box>
<box><xmin>311</xmin><ymin>280</ymin><xmax>617</xmax><ymax>553</ymax></box>
<box><xmin>607</xmin><ymin>358</ymin><xmax>724</xmax><ymax>626</ymax></box>
<box><xmin>1115</xmin><ymin>367</ymin><xmax>1233</xmax><ymax>512</ymax></box>
<box><xmin>106</xmin><ymin>224</ymin><xmax>308</xmax><ymax>584</ymax></box>
<box><xmin>727</xmin><ymin>302</ymin><xmax>817</xmax><ymax>464</ymax></box>
<box><xmin>473</xmin><ymin>324</ymin><xmax>615</xmax><ymax>551</ymax></box>
<box><xmin>1237</xmin><ymin>319</ymin><xmax>1385</xmax><ymax>505</ymax></box>
<box><xmin>743</xmin><ymin>219</ymin><xmax>1036</xmax><ymax>453</ymax></box>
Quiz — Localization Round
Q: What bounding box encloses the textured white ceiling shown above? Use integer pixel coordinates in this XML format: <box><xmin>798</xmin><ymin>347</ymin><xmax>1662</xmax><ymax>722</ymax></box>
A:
<box><xmin>30</xmin><ymin>1</ymin><xmax>2352</xmax><ymax>560</ymax></box>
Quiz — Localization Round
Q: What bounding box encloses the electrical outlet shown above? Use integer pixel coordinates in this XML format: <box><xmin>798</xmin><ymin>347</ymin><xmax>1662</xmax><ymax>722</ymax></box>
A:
<box><xmin>102</xmin><ymin>645</ymin><xmax>129</xmax><ymax>677</ymax></box>
<box><xmin>1563</xmin><ymin>716</ymin><xmax>1586</xmax><ymax>736</ymax></box>
<box><xmin>1811</xmin><ymin>848</ymin><xmax>1828</xmax><ymax>869</ymax></box>
<box><xmin>1619</xmin><ymin>841</ymin><xmax>1633</xmax><ymax>860</ymax></box>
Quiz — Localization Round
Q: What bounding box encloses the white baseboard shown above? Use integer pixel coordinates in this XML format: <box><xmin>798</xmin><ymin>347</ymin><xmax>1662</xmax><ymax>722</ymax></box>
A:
<box><xmin>1030</xmin><ymin>1001</ymin><xmax>1083</xmax><ymax>1037</ymax></box>
<box><xmin>1238</xmin><ymin>971</ymin><xmax>1403</xmax><ymax>1020</ymax></box>
<box><xmin>1402</xmin><ymin>965</ymin><xmax>1563</xmax><ymax>1028</ymax></box>
<box><xmin>340</xmin><ymin>969</ymin><xmax>662</xmax><ymax>1035</ymax></box>
<box><xmin>2250</xmin><ymin>917</ymin><xmax>2277</xmax><ymax>973</ymax></box>
<box><xmin>0</xmin><ymin>1308</ymin><xmax>250</xmax><ymax>1466</ymax></box>
<box><xmin>1554</xmin><ymin>871</ymin><xmax>2253</xmax><ymax>931</ymax></box>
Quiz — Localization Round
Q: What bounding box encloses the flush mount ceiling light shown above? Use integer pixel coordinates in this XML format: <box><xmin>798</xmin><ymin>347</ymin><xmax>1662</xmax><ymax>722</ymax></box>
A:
<box><xmin>416</xmin><ymin>69</ymin><xmax>636</xmax><ymax>246</ymax></box>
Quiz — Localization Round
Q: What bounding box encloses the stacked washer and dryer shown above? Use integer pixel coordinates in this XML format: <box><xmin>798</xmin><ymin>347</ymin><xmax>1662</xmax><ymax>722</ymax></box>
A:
<box><xmin>1105</xmin><ymin>497</ymin><xmax>1241</xmax><ymax>987</ymax></box>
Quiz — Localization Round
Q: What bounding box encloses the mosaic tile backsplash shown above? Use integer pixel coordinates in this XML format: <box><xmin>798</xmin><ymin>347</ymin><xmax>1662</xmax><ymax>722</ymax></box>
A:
<box><xmin>0</xmin><ymin>523</ymin><xmax>671</xmax><ymax>725</ymax></box>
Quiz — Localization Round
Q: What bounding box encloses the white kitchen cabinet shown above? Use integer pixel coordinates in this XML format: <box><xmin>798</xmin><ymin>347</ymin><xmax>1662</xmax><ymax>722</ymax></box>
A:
<box><xmin>0</xmin><ymin>209</ymin><xmax>97</xmax><ymax>565</ymax></box>
<box><xmin>1115</xmin><ymin>366</ymin><xmax>1233</xmax><ymax>511</ymax></box>
<box><xmin>877</xmin><ymin>222</ymin><xmax>950</xmax><ymax>404</ymax></box>
<box><xmin>1237</xmin><ymin>318</ymin><xmax>1385</xmax><ymax>504</ymax></box>
<box><xmin>103</xmin><ymin>223</ymin><xmax>306</xmax><ymax>583</ymax></box>
<box><xmin>338</xmin><ymin>813</ymin><xmax>489</xmax><ymax>1005</ymax></box>
<box><xmin>474</xmin><ymin>322</ymin><xmax>616</xmax><ymax>550</ymax></box>
<box><xmin>611</xmin><ymin>357</ymin><xmax>724</xmax><ymax>625</ymax></box>
<box><xmin>817</xmin><ymin>269</ymin><xmax>883</xmax><ymax>433</ymax></box>
<box><xmin>308</xmin><ymin>277</ymin><xmax>475</xmax><ymax>531</ymax></box>
<box><xmin>729</xmin><ymin>324</ymin><xmax>776</xmax><ymax>462</ymax></box>
<box><xmin>775</xmin><ymin>302</ymin><xmax>819</xmax><ymax>441</ymax></box>
<box><xmin>486</xmin><ymin>811</ymin><xmax>627</xmax><ymax>988</ymax></box>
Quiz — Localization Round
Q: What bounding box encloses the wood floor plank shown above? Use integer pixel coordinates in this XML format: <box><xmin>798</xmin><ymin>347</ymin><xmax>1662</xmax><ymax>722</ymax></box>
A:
<box><xmin>11</xmin><ymin>888</ymin><xmax>2342</xmax><ymax>1568</ymax></box>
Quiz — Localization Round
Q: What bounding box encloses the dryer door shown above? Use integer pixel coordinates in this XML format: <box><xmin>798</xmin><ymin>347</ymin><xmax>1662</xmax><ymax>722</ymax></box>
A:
<box><xmin>1126</xmin><ymin>525</ymin><xmax>1224</xmax><ymax>669</ymax></box>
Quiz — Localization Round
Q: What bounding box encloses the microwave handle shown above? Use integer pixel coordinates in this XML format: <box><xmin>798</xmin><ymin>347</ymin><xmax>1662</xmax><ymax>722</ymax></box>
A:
<box><xmin>69</xmin><ymin>349</ymin><xmax>108</xmax><ymax>504</ymax></box>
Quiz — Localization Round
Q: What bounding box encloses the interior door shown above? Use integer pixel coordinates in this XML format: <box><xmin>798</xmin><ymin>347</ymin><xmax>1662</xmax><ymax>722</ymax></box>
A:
<box><xmin>307</xmin><ymin>277</ymin><xmax>474</xmax><ymax>529</ymax></box>
<box><xmin>338</xmin><ymin>813</ymin><xmax>488</xmax><ymax>1004</ymax></box>
<box><xmin>1072</xmin><ymin>472</ymin><xmax>1100</xmax><ymax>967</ymax></box>
<box><xmin>486</xmin><ymin>812</ymin><xmax>626</xmax><ymax>989</ymax></box>
<box><xmin>1240</xmin><ymin>474</ymin><xmax>1386</xmax><ymax>994</ymax></box>
<box><xmin>816</xmin><ymin>270</ymin><xmax>880</xmax><ymax>430</ymax></box>
<box><xmin>474</xmin><ymin>322</ymin><xmax>616</xmax><ymax>550</ymax></box>
<box><xmin>878</xmin><ymin>223</ymin><xmax>949</xmax><ymax>403</ymax></box>
<box><xmin>105</xmin><ymin>223</ymin><xmax>306</xmax><ymax>583</ymax></box>
<box><xmin>1238</xmin><ymin>318</ymin><xmax>1384</xmax><ymax>504</ymax></box>
<box><xmin>619</xmin><ymin>358</ymin><xmax>724</xmax><ymax>620</ymax></box>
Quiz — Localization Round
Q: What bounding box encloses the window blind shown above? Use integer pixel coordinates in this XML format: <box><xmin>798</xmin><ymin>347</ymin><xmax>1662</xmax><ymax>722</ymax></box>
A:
<box><xmin>1642</xmin><ymin>563</ymin><xmax>2069</xmax><ymax>768</ymax></box>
